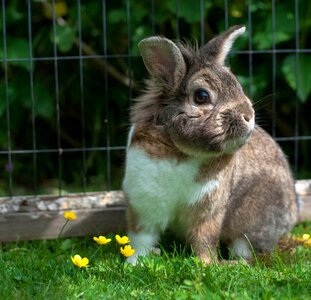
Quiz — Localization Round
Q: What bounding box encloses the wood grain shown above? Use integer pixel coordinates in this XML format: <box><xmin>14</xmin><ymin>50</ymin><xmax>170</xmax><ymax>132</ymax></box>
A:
<box><xmin>0</xmin><ymin>207</ymin><xmax>126</xmax><ymax>242</ymax></box>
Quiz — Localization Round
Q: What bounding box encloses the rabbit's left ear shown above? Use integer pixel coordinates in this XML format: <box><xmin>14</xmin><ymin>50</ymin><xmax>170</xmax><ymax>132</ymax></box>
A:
<box><xmin>203</xmin><ymin>25</ymin><xmax>245</xmax><ymax>65</ymax></box>
<box><xmin>138</xmin><ymin>36</ymin><xmax>186</xmax><ymax>89</ymax></box>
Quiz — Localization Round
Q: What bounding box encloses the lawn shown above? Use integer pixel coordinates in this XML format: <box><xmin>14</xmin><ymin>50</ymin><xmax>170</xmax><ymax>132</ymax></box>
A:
<box><xmin>1</xmin><ymin>222</ymin><xmax>311</xmax><ymax>300</ymax></box>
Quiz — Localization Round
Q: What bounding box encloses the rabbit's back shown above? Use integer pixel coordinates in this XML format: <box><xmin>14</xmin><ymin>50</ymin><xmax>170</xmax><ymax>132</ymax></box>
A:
<box><xmin>220</xmin><ymin>126</ymin><xmax>298</xmax><ymax>252</ymax></box>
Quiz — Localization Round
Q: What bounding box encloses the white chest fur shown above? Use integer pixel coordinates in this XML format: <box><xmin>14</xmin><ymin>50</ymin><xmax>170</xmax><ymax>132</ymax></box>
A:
<box><xmin>123</xmin><ymin>146</ymin><xmax>220</xmax><ymax>232</ymax></box>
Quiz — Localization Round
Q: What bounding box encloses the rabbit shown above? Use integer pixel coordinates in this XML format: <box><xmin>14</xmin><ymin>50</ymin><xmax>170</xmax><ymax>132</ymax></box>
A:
<box><xmin>122</xmin><ymin>25</ymin><xmax>299</xmax><ymax>265</ymax></box>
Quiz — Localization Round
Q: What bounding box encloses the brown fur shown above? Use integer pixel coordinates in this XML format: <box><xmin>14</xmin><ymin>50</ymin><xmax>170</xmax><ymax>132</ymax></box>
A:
<box><xmin>131</xmin><ymin>126</ymin><xmax>186</xmax><ymax>160</ymax></box>
<box><xmin>124</xmin><ymin>26</ymin><xmax>298</xmax><ymax>264</ymax></box>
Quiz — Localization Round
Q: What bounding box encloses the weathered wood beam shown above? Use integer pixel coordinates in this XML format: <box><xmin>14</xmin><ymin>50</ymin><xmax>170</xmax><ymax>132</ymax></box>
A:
<box><xmin>295</xmin><ymin>180</ymin><xmax>311</xmax><ymax>222</ymax></box>
<box><xmin>0</xmin><ymin>207</ymin><xmax>126</xmax><ymax>242</ymax></box>
<box><xmin>0</xmin><ymin>191</ymin><xmax>126</xmax><ymax>242</ymax></box>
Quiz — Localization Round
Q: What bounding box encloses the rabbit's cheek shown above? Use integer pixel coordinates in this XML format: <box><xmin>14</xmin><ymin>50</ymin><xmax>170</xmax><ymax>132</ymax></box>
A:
<box><xmin>167</xmin><ymin>112</ymin><xmax>226</xmax><ymax>154</ymax></box>
<box><xmin>167</xmin><ymin>128</ymin><xmax>226</xmax><ymax>157</ymax></box>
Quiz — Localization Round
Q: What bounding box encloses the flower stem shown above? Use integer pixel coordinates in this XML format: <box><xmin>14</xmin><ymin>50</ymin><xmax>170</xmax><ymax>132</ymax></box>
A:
<box><xmin>120</xmin><ymin>258</ymin><xmax>125</xmax><ymax>277</ymax></box>
<box><xmin>58</xmin><ymin>219</ymin><xmax>69</xmax><ymax>239</ymax></box>
<box><xmin>90</xmin><ymin>246</ymin><xmax>102</xmax><ymax>261</ymax></box>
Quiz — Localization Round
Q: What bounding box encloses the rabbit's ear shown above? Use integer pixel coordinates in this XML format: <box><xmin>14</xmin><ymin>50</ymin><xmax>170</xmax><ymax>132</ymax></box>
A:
<box><xmin>139</xmin><ymin>37</ymin><xmax>186</xmax><ymax>88</ymax></box>
<box><xmin>203</xmin><ymin>25</ymin><xmax>245</xmax><ymax>65</ymax></box>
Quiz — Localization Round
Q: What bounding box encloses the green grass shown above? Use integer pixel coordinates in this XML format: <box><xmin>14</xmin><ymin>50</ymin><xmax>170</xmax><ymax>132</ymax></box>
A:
<box><xmin>1</xmin><ymin>223</ymin><xmax>311</xmax><ymax>300</ymax></box>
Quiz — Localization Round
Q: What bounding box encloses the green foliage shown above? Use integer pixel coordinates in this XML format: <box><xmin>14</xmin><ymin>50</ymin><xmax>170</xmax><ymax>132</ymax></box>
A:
<box><xmin>282</xmin><ymin>55</ymin><xmax>311</xmax><ymax>103</ymax></box>
<box><xmin>0</xmin><ymin>0</ymin><xmax>310</xmax><ymax>195</ymax></box>
<box><xmin>52</xmin><ymin>24</ymin><xmax>77</xmax><ymax>53</ymax></box>
<box><xmin>252</xmin><ymin>3</ymin><xmax>296</xmax><ymax>50</ymax></box>
<box><xmin>0</xmin><ymin>37</ymin><xmax>30</xmax><ymax>69</ymax></box>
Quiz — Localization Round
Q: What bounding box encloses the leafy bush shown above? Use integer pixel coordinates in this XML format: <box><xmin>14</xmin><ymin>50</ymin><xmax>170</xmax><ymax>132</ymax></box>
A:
<box><xmin>0</xmin><ymin>0</ymin><xmax>310</xmax><ymax>196</ymax></box>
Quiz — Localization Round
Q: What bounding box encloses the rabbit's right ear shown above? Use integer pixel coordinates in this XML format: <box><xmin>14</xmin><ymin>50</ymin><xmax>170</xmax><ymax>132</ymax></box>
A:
<box><xmin>139</xmin><ymin>37</ymin><xmax>186</xmax><ymax>89</ymax></box>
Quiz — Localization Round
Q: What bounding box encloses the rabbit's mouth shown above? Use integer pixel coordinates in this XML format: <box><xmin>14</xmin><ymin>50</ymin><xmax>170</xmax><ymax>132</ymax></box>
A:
<box><xmin>221</xmin><ymin>115</ymin><xmax>255</xmax><ymax>153</ymax></box>
<box><xmin>166</xmin><ymin>107</ymin><xmax>255</xmax><ymax>157</ymax></box>
<box><xmin>223</xmin><ymin>133</ymin><xmax>252</xmax><ymax>153</ymax></box>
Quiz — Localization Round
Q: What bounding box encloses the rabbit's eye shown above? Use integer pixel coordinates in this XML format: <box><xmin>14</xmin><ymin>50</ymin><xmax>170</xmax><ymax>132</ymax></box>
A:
<box><xmin>193</xmin><ymin>89</ymin><xmax>210</xmax><ymax>105</ymax></box>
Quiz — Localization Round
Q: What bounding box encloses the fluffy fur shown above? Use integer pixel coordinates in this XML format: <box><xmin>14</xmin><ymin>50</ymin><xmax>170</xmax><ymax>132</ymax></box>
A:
<box><xmin>123</xmin><ymin>25</ymin><xmax>298</xmax><ymax>265</ymax></box>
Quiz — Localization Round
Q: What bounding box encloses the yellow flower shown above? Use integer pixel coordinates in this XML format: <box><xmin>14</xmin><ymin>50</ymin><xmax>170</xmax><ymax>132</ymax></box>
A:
<box><xmin>120</xmin><ymin>245</ymin><xmax>135</xmax><ymax>257</ymax></box>
<box><xmin>64</xmin><ymin>211</ymin><xmax>77</xmax><ymax>221</ymax></box>
<box><xmin>294</xmin><ymin>233</ymin><xmax>311</xmax><ymax>242</ymax></box>
<box><xmin>71</xmin><ymin>255</ymin><xmax>90</xmax><ymax>268</ymax></box>
<box><xmin>43</xmin><ymin>1</ymin><xmax>68</xmax><ymax>19</ymax></box>
<box><xmin>115</xmin><ymin>235</ymin><xmax>130</xmax><ymax>245</ymax></box>
<box><xmin>93</xmin><ymin>236</ymin><xmax>112</xmax><ymax>245</ymax></box>
<box><xmin>293</xmin><ymin>233</ymin><xmax>311</xmax><ymax>248</ymax></box>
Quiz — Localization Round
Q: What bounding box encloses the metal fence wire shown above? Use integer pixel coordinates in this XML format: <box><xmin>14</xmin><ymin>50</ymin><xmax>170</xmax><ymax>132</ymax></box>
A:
<box><xmin>0</xmin><ymin>0</ymin><xmax>310</xmax><ymax>198</ymax></box>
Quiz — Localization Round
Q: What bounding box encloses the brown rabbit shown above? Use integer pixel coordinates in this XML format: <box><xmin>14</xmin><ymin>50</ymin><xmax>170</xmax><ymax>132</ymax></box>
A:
<box><xmin>122</xmin><ymin>25</ymin><xmax>299</xmax><ymax>265</ymax></box>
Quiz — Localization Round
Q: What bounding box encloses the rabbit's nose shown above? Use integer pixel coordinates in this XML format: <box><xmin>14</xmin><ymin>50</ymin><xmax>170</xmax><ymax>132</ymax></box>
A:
<box><xmin>242</xmin><ymin>114</ymin><xmax>250</xmax><ymax>123</ymax></box>
<box><xmin>242</xmin><ymin>112</ymin><xmax>255</xmax><ymax>132</ymax></box>
<box><xmin>241</xmin><ymin>107</ymin><xmax>254</xmax><ymax>124</ymax></box>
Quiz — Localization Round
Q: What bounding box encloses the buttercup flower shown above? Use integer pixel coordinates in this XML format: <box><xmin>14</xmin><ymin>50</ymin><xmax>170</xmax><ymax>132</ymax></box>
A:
<box><xmin>295</xmin><ymin>233</ymin><xmax>311</xmax><ymax>242</ymax></box>
<box><xmin>115</xmin><ymin>235</ymin><xmax>130</xmax><ymax>245</ymax></box>
<box><xmin>64</xmin><ymin>211</ymin><xmax>77</xmax><ymax>221</ymax></box>
<box><xmin>302</xmin><ymin>234</ymin><xmax>310</xmax><ymax>240</ymax></box>
<box><xmin>93</xmin><ymin>236</ymin><xmax>112</xmax><ymax>245</ymax></box>
<box><xmin>71</xmin><ymin>254</ymin><xmax>90</xmax><ymax>268</ymax></box>
<box><xmin>58</xmin><ymin>211</ymin><xmax>77</xmax><ymax>239</ymax></box>
<box><xmin>293</xmin><ymin>233</ymin><xmax>311</xmax><ymax>248</ymax></box>
<box><xmin>120</xmin><ymin>245</ymin><xmax>135</xmax><ymax>257</ymax></box>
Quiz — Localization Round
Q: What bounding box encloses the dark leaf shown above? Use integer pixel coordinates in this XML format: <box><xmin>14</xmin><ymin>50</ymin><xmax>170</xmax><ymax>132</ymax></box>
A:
<box><xmin>282</xmin><ymin>55</ymin><xmax>311</xmax><ymax>103</ymax></box>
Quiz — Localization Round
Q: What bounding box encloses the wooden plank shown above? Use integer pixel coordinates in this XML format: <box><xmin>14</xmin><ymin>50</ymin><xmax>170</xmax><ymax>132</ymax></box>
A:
<box><xmin>299</xmin><ymin>195</ymin><xmax>311</xmax><ymax>222</ymax></box>
<box><xmin>0</xmin><ymin>179</ymin><xmax>310</xmax><ymax>242</ymax></box>
<box><xmin>296</xmin><ymin>180</ymin><xmax>311</xmax><ymax>222</ymax></box>
<box><xmin>295</xmin><ymin>180</ymin><xmax>311</xmax><ymax>195</ymax></box>
<box><xmin>0</xmin><ymin>207</ymin><xmax>126</xmax><ymax>242</ymax></box>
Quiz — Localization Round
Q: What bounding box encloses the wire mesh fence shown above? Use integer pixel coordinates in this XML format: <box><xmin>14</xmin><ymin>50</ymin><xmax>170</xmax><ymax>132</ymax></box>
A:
<box><xmin>0</xmin><ymin>0</ymin><xmax>310</xmax><ymax>198</ymax></box>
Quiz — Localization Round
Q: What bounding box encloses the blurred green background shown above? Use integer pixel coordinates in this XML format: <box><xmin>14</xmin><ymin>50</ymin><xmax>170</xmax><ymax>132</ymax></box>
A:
<box><xmin>0</xmin><ymin>0</ymin><xmax>310</xmax><ymax>196</ymax></box>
